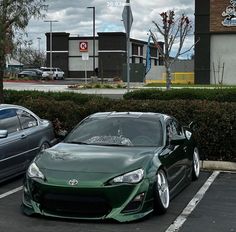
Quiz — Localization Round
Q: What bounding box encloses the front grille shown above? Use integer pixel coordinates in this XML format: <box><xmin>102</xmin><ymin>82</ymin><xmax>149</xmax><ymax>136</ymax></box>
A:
<box><xmin>40</xmin><ymin>192</ymin><xmax>111</xmax><ymax>218</ymax></box>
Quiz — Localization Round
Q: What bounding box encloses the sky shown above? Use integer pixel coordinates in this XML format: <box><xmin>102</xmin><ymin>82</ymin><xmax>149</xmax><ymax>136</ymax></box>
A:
<box><xmin>26</xmin><ymin>0</ymin><xmax>195</xmax><ymax>58</ymax></box>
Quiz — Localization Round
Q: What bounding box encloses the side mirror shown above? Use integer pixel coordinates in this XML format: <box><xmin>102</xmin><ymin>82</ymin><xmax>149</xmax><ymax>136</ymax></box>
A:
<box><xmin>170</xmin><ymin>135</ymin><xmax>185</xmax><ymax>146</ymax></box>
<box><xmin>188</xmin><ymin>121</ymin><xmax>198</xmax><ymax>132</ymax></box>
<box><xmin>0</xmin><ymin>130</ymin><xmax>8</xmax><ymax>139</ymax></box>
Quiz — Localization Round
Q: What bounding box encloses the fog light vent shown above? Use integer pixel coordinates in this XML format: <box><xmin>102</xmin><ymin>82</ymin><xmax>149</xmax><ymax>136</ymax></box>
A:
<box><xmin>122</xmin><ymin>193</ymin><xmax>145</xmax><ymax>213</ymax></box>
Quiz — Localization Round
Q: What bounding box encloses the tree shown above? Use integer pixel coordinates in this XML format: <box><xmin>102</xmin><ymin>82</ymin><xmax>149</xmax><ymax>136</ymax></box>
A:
<box><xmin>14</xmin><ymin>41</ymin><xmax>46</xmax><ymax>68</ymax></box>
<box><xmin>150</xmin><ymin>10</ymin><xmax>196</xmax><ymax>90</ymax></box>
<box><xmin>0</xmin><ymin>0</ymin><xmax>47</xmax><ymax>103</ymax></box>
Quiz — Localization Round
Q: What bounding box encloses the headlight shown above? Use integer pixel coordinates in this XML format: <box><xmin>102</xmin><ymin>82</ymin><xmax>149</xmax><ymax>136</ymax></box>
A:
<box><xmin>111</xmin><ymin>169</ymin><xmax>144</xmax><ymax>184</ymax></box>
<box><xmin>27</xmin><ymin>162</ymin><xmax>45</xmax><ymax>180</ymax></box>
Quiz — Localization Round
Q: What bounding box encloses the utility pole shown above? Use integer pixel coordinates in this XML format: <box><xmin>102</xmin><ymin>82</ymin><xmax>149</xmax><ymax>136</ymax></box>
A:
<box><xmin>122</xmin><ymin>0</ymin><xmax>133</xmax><ymax>92</ymax></box>
<box><xmin>37</xmin><ymin>37</ymin><xmax>41</xmax><ymax>53</ymax></box>
<box><xmin>44</xmin><ymin>20</ymin><xmax>58</xmax><ymax>71</ymax></box>
<box><xmin>87</xmin><ymin>6</ymin><xmax>96</xmax><ymax>77</ymax></box>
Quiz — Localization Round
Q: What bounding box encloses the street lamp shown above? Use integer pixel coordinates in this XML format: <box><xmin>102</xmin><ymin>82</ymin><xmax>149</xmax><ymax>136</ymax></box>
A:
<box><xmin>87</xmin><ymin>6</ymin><xmax>95</xmax><ymax>77</ymax></box>
<box><xmin>44</xmin><ymin>20</ymin><xmax>58</xmax><ymax>71</ymax></box>
<box><xmin>37</xmin><ymin>37</ymin><xmax>41</xmax><ymax>53</ymax></box>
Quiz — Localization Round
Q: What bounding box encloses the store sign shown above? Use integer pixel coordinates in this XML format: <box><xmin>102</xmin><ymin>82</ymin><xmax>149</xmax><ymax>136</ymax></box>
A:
<box><xmin>222</xmin><ymin>0</ymin><xmax>236</xmax><ymax>26</ymax></box>
<box><xmin>79</xmin><ymin>41</ymin><xmax>88</xmax><ymax>52</ymax></box>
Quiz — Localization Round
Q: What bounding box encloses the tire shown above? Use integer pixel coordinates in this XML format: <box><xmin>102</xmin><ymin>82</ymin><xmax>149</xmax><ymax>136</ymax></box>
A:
<box><xmin>154</xmin><ymin>169</ymin><xmax>170</xmax><ymax>214</ymax></box>
<box><xmin>39</xmin><ymin>141</ymin><xmax>50</xmax><ymax>152</ymax></box>
<box><xmin>192</xmin><ymin>147</ymin><xmax>200</xmax><ymax>181</ymax></box>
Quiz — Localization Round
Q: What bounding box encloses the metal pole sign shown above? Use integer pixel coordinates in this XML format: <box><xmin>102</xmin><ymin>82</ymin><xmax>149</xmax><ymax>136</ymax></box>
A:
<box><xmin>122</xmin><ymin>0</ymin><xmax>133</xmax><ymax>34</ymax></box>
<box><xmin>122</xmin><ymin>0</ymin><xmax>133</xmax><ymax>92</ymax></box>
<box><xmin>82</xmin><ymin>52</ymin><xmax>89</xmax><ymax>84</ymax></box>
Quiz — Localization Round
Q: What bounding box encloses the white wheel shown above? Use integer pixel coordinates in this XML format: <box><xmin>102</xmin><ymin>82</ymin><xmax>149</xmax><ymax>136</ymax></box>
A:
<box><xmin>192</xmin><ymin>147</ymin><xmax>200</xmax><ymax>180</ymax></box>
<box><xmin>154</xmin><ymin>169</ymin><xmax>169</xmax><ymax>214</ymax></box>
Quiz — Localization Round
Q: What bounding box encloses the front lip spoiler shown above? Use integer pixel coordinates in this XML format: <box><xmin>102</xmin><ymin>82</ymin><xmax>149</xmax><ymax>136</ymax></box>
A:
<box><xmin>21</xmin><ymin>200</ymin><xmax>154</xmax><ymax>222</ymax></box>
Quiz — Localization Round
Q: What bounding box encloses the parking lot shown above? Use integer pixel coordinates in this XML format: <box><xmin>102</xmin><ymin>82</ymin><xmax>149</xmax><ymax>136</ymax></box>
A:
<box><xmin>0</xmin><ymin>171</ymin><xmax>235</xmax><ymax>232</ymax></box>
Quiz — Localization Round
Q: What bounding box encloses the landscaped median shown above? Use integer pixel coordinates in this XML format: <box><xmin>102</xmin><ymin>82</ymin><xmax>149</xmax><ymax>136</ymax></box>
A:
<box><xmin>3</xmin><ymin>88</ymin><xmax>236</xmax><ymax>163</ymax></box>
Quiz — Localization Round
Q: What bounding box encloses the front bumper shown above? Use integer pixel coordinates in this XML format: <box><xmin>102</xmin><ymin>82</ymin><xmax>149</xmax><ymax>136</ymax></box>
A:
<box><xmin>22</xmin><ymin>177</ymin><xmax>155</xmax><ymax>222</ymax></box>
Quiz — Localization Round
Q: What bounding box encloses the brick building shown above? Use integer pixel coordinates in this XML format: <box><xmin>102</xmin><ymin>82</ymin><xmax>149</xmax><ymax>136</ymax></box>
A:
<box><xmin>195</xmin><ymin>0</ymin><xmax>236</xmax><ymax>84</ymax></box>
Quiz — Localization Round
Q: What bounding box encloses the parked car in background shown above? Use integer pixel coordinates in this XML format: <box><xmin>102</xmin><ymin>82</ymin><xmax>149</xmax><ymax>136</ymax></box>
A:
<box><xmin>0</xmin><ymin>104</ymin><xmax>57</xmax><ymax>183</ymax></box>
<box><xmin>22</xmin><ymin>112</ymin><xmax>200</xmax><ymax>222</ymax></box>
<box><xmin>18</xmin><ymin>70</ymin><xmax>43</xmax><ymax>79</ymax></box>
<box><xmin>40</xmin><ymin>67</ymin><xmax>65</xmax><ymax>80</ymax></box>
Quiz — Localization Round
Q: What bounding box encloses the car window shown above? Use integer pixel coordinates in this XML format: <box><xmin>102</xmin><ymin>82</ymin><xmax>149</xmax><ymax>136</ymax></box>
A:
<box><xmin>0</xmin><ymin>109</ymin><xmax>21</xmax><ymax>134</ymax></box>
<box><xmin>65</xmin><ymin>117</ymin><xmax>163</xmax><ymax>147</ymax></box>
<box><xmin>166</xmin><ymin>119</ymin><xmax>183</xmax><ymax>144</ymax></box>
<box><xmin>17</xmin><ymin>110</ymin><xmax>38</xmax><ymax>129</ymax></box>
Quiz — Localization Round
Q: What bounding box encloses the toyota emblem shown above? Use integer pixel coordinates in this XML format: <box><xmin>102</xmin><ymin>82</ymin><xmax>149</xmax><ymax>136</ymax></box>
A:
<box><xmin>68</xmin><ymin>179</ymin><xmax>79</xmax><ymax>186</ymax></box>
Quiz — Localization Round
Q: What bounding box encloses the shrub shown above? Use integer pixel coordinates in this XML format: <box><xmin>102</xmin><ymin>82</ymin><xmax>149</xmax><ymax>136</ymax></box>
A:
<box><xmin>123</xmin><ymin>88</ymin><xmax>236</xmax><ymax>102</ymax></box>
<box><xmin>3</xmin><ymin>90</ymin><xmax>107</xmax><ymax>105</ymax></box>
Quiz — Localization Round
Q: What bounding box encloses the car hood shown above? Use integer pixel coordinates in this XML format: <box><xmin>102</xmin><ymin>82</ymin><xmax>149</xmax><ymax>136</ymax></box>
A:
<box><xmin>35</xmin><ymin>143</ymin><xmax>160</xmax><ymax>175</ymax></box>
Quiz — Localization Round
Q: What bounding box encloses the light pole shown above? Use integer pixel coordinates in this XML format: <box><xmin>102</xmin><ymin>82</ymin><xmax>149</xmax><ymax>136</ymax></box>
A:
<box><xmin>122</xmin><ymin>0</ymin><xmax>133</xmax><ymax>92</ymax></box>
<box><xmin>44</xmin><ymin>20</ymin><xmax>58</xmax><ymax>71</ymax></box>
<box><xmin>87</xmin><ymin>6</ymin><xmax>95</xmax><ymax>77</ymax></box>
<box><xmin>37</xmin><ymin>37</ymin><xmax>41</xmax><ymax>53</ymax></box>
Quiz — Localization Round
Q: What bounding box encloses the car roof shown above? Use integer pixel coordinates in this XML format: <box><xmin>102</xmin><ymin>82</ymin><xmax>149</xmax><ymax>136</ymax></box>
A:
<box><xmin>0</xmin><ymin>104</ymin><xmax>27</xmax><ymax>110</ymax></box>
<box><xmin>0</xmin><ymin>104</ymin><xmax>40</xmax><ymax>119</ymax></box>
<box><xmin>89</xmin><ymin>112</ymin><xmax>170</xmax><ymax>121</ymax></box>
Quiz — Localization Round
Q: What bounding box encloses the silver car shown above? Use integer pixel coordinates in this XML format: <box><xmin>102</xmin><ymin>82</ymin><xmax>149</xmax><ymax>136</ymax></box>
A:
<box><xmin>0</xmin><ymin>104</ymin><xmax>57</xmax><ymax>183</ymax></box>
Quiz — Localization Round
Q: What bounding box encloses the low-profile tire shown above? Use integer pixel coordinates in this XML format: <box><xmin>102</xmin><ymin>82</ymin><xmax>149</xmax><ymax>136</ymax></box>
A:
<box><xmin>39</xmin><ymin>141</ymin><xmax>50</xmax><ymax>152</ymax></box>
<box><xmin>154</xmin><ymin>169</ymin><xmax>170</xmax><ymax>215</ymax></box>
<box><xmin>192</xmin><ymin>147</ymin><xmax>200</xmax><ymax>181</ymax></box>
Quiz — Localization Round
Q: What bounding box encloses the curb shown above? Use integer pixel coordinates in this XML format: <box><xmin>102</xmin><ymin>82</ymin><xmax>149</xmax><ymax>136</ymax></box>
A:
<box><xmin>200</xmin><ymin>160</ymin><xmax>236</xmax><ymax>172</ymax></box>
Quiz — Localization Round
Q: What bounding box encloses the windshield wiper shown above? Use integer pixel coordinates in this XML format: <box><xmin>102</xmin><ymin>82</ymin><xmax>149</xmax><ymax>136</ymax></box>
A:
<box><xmin>92</xmin><ymin>143</ymin><xmax>130</xmax><ymax>147</ymax></box>
<box><xmin>66</xmin><ymin>141</ymin><xmax>88</xmax><ymax>145</ymax></box>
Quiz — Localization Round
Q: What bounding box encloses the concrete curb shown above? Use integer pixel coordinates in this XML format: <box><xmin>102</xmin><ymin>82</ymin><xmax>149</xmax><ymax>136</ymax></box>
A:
<box><xmin>200</xmin><ymin>160</ymin><xmax>236</xmax><ymax>172</ymax></box>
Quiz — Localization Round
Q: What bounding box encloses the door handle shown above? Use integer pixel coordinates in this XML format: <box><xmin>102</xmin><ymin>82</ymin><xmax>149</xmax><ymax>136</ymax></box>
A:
<box><xmin>21</xmin><ymin>134</ymin><xmax>27</xmax><ymax>139</ymax></box>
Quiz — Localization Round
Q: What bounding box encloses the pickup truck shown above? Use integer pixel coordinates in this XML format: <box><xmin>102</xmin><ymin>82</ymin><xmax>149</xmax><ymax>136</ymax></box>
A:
<box><xmin>40</xmin><ymin>67</ymin><xmax>65</xmax><ymax>80</ymax></box>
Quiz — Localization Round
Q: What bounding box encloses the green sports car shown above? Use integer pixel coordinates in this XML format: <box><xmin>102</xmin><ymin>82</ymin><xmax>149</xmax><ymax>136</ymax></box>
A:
<box><xmin>22</xmin><ymin>112</ymin><xmax>200</xmax><ymax>222</ymax></box>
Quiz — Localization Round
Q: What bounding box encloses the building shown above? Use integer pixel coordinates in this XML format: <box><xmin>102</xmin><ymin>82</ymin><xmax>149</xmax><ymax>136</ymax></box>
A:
<box><xmin>195</xmin><ymin>0</ymin><xmax>236</xmax><ymax>84</ymax></box>
<box><xmin>45</xmin><ymin>32</ymin><xmax>163</xmax><ymax>81</ymax></box>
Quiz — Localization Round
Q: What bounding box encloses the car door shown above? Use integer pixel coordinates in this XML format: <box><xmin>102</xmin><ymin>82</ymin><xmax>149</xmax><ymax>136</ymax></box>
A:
<box><xmin>17</xmin><ymin>109</ymin><xmax>42</xmax><ymax>164</ymax></box>
<box><xmin>0</xmin><ymin>108</ymin><xmax>29</xmax><ymax>180</ymax></box>
<box><xmin>159</xmin><ymin>119</ymin><xmax>187</xmax><ymax>192</ymax></box>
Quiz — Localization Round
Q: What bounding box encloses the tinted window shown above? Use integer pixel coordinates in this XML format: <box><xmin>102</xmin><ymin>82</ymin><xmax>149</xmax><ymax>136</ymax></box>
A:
<box><xmin>0</xmin><ymin>109</ymin><xmax>21</xmax><ymax>133</ymax></box>
<box><xmin>65</xmin><ymin>116</ymin><xmax>163</xmax><ymax>147</ymax></box>
<box><xmin>17</xmin><ymin>110</ymin><xmax>38</xmax><ymax>129</ymax></box>
<box><xmin>166</xmin><ymin>120</ymin><xmax>183</xmax><ymax>144</ymax></box>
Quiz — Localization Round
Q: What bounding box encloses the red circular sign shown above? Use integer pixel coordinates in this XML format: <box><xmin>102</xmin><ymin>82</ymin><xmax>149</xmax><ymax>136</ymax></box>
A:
<box><xmin>79</xmin><ymin>42</ymin><xmax>88</xmax><ymax>52</ymax></box>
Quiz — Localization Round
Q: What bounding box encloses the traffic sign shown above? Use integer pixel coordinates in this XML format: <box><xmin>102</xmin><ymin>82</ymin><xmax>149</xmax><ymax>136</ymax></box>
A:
<box><xmin>122</xmin><ymin>1</ymin><xmax>133</xmax><ymax>34</ymax></box>
<box><xmin>79</xmin><ymin>41</ymin><xmax>88</xmax><ymax>52</ymax></box>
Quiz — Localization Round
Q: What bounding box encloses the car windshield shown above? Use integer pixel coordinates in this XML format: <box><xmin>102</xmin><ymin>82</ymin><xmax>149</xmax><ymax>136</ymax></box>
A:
<box><xmin>65</xmin><ymin>116</ymin><xmax>163</xmax><ymax>147</ymax></box>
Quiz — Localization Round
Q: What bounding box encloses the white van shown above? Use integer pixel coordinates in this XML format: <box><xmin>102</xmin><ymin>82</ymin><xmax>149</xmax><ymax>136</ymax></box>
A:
<box><xmin>40</xmin><ymin>67</ymin><xmax>65</xmax><ymax>80</ymax></box>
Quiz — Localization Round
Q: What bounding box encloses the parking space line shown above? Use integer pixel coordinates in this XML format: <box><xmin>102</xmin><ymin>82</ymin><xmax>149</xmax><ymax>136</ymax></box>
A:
<box><xmin>0</xmin><ymin>186</ymin><xmax>23</xmax><ymax>199</ymax></box>
<box><xmin>165</xmin><ymin>171</ymin><xmax>220</xmax><ymax>232</ymax></box>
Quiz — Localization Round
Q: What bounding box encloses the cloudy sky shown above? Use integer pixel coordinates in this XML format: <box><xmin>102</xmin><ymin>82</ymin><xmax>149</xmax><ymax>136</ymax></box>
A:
<box><xmin>26</xmin><ymin>0</ymin><xmax>195</xmax><ymax>58</ymax></box>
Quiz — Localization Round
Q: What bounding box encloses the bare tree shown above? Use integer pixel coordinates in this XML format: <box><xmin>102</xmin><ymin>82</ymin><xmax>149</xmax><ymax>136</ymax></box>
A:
<box><xmin>150</xmin><ymin>10</ymin><xmax>197</xmax><ymax>90</ymax></box>
<box><xmin>0</xmin><ymin>0</ymin><xmax>47</xmax><ymax>103</ymax></box>
<box><xmin>14</xmin><ymin>40</ymin><xmax>46</xmax><ymax>68</ymax></box>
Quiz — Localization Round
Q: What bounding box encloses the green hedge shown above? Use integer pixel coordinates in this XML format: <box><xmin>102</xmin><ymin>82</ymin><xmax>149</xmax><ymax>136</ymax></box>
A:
<box><xmin>3</xmin><ymin>90</ymin><xmax>236</xmax><ymax>162</ymax></box>
<box><xmin>123</xmin><ymin>88</ymin><xmax>236</xmax><ymax>102</ymax></box>
<box><xmin>4</xmin><ymin>90</ymin><xmax>107</xmax><ymax>105</ymax></box>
